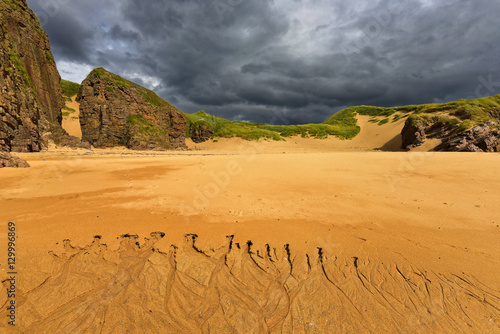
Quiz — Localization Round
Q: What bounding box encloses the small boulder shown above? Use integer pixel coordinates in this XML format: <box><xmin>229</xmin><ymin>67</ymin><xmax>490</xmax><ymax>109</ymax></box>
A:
<box><xmin>0</xmin><ymin>152</ymin><xmax>30</xmax><ymax>168</ymax></box>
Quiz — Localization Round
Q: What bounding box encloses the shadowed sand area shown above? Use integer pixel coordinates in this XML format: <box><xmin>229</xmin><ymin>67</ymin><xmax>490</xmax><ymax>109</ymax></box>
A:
<box><xmin>0</xmin><ymin>148</ymin><xmax>499</xmax><ymax>332</ymax></box>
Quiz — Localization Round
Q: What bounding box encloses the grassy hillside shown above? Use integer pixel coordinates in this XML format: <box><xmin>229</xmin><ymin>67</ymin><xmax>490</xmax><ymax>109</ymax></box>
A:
<box><xmin>188</xmin><ymin>95</ymin><xmax>500</xmax><ymax>142</ymax></box>
<box><xmin>186</xmin><ymin>109</ymin><xmax>360</xmax><ymax>141</ymax></box>
<box><xmin>324</xmin><ymin>95</ymin><xmax>500</xmax><ymax>133</ymax></box>
<box><xmin>60</xmin><ymin>79</ymin><xmax>80</xmax><ymax>98</ymax></box>
<box><xmin>186</xmin><ymin>111</ymin><xmax>282</xmax><ymax>141</ymax></box>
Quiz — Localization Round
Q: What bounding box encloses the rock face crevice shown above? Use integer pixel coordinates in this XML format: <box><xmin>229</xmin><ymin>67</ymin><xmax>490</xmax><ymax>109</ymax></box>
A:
<box><xmin>78</xmin><ymin>68</ymin><xmax>187</xmax><ymax>150</ymax></box>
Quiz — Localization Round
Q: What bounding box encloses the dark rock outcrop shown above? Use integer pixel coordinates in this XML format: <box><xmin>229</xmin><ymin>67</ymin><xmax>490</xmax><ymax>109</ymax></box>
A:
<box><xmin>401</xmin><ymin>118</ymin><xmax>427</xmax><ymax>150</ymax></box>
<box><xmin>401</xmin><ymin>115</ymin><xmax>459</xmax><ymax>150</ymax></box>
<box><xmin>401</xmin><ymin>114</ymin><xmax>500</xmax><ymax>151</ymax></box>
<box><xmin>436</xmin><ymin>122</ymin><xmax>500</xmax><ymax>152</ymax></box>
<box><xmin>0</xmin><ymin>151</ymin><xmax>29</xmax><ymax>168</ymax></box>
<box><xmin>77</xmin><ymin>68</ymin><xmax>187</xmax><ymax>150</ymax></box>
<box><xmin>189</xmin><ymin>121</ymin><xmax>215</xmax><ymax>143</ymax></box>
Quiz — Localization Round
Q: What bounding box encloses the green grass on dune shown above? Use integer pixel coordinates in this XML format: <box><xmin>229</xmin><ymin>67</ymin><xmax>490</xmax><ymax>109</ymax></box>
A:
<box><xmin>258</xmin><ymin>123</ymin><xmax>359</xmax><ymax>140</ymax></box>
<box><xmin>260</xmin><ymin>107</ymin><xmax>360</xmax><ymax>139</ymax></box>
<box><xmin>392</xmin><ymin>114</ymin><xmax>403</xmax><ymax>123</ymax></box>
<box><xmin>60</xmin><ymin>79</ymin><xmax>81</xmax><ymax>97</ymax></box>
<box><xmin>403</xmin><ymin>96</ymin><xmax>500</xmax><ymax>132</ymax></box>
<box><xmin>323</xmin><ymin>94</ymin><xmax>500</xmax><ymax>134</ymax></box>
<box><xmin>186</xmin><ymin>109</ymin><xmax>360</xmax><ymax>141</ymax></box>
<box><xmin>185</xmin><ymin>111</ymin><xmax>283</xmax><ymax>141</ymax></box>
<box><xmin>185</xmin><ymin>94</ymin><xmax>500</xmax><ymax>142</ymax></box>
<box><xmin>327</xmin><ymin>95</ymin><xmax>500</xmax><ymax>124</ymax></box>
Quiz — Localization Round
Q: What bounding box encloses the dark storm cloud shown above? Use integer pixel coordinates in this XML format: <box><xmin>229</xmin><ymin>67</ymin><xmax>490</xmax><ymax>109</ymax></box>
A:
<box><xmin>28</xmin><ymin>0</ymin><xmax>500</xmax><ymax>124</ymax></box>
<box><xmin>29</xmin><ymin>6</ymin><xmax>94</xmax><ymax>62</ymax></box>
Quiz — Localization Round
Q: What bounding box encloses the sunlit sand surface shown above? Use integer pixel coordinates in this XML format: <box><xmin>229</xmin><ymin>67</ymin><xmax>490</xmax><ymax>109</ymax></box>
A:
<box><xmin>0</xmin><ymin>141</ymin><xmax>499</xmax><ymax>332</ymax></box>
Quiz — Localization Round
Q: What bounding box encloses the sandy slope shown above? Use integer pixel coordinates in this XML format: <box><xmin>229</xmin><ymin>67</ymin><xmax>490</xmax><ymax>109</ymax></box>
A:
<box><xmin>0</xmin><ymin>148</ymin><xmax>499</xmax><ymax>332</ymax></box>
<box><xmin>61</xmin><ymin>95</ymin><xmax>81</xmax><ymax>139</ymax></box>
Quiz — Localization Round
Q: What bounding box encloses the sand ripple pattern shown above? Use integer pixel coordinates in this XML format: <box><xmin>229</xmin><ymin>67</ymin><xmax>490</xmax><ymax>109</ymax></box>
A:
<box><xmin>1</xmin><ymin>233</ymin><xmax>499</xmax><ymax>333</ymax></box>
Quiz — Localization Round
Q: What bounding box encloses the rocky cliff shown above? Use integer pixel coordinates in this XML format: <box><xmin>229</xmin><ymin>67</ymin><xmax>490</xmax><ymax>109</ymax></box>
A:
<box><xmin>78</xmin><ymin>68</ymin><xmax>187</xmax><ymax>150</ymax></box>
<box><xmin>0</xmin><ymin>0</ymin><xmax>44</xmax><ymax>167</ymax></box>
<box><xmin>0</xmin><ymin>0</ymin><xmax>84</xmax><ymax>167</ymax></box>
<box><xmin>402</xmin><ymin>116</ymin><xmax>500</xmax><ymax>152</ymax></box>
<box><xmin>2</xmin><ymin>0</ymin><xmax>64</xmax><ymax>130</ymax></box>
<box><xmin>436</xmin><ymin>121</ymin><xmax>500</xmax><ymax>152</ymax></box>
<box><xmin>401</xmin><ymin>95</ymin><xmax>500</xmax><ymax>151</ymax></box>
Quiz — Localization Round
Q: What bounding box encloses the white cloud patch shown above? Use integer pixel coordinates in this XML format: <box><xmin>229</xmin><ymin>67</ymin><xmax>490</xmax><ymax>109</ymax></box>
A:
<box><xmin>56</xmin><ymin>60</ymin><xmax>94</xmax><ymax>84</ymax></box>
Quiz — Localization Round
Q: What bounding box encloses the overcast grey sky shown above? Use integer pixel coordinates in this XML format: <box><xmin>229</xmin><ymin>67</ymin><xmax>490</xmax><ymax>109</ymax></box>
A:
<box><xmin>28</xmin><ymin>0</ymin><xmax>500</xmax><ymax>124</ymax></box>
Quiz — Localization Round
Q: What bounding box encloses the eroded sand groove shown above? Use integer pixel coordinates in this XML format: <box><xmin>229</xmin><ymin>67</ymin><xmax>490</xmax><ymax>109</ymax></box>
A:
<box><xmin>1</xmin><ymin>233</ymin><xmax>499</xmax><ymax>333</ymax></box>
